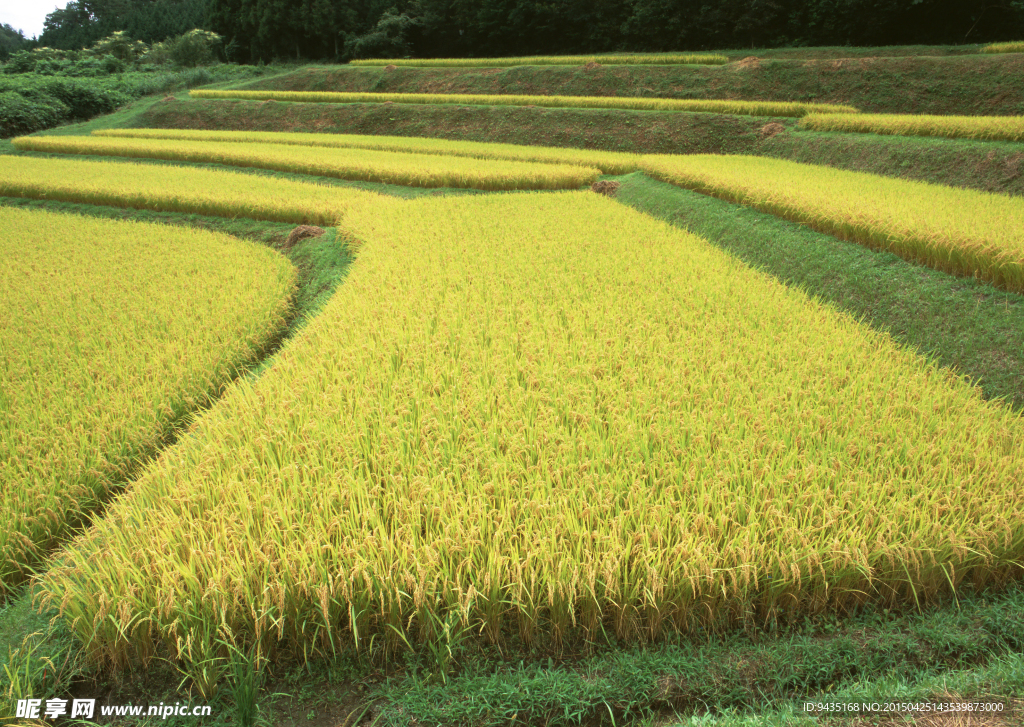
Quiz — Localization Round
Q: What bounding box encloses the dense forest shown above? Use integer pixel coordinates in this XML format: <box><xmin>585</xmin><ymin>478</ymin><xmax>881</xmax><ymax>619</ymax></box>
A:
<box><xmin>27</xmin><ymin>0</ymin><xmax>1024</xmax><ymax>63</ymax></box>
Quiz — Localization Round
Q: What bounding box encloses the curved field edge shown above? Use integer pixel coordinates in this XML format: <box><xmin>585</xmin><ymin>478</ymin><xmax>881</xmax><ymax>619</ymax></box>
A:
<box><xmin>93</xmin><ymin>127</ymin><xmax>644</xmax><ymax>175</ymax></box>
<box><xmin>0</xmin><ymin>154</ymin><xmax>380</xmax><ymax>226</ymax></box>
<box><xmin>9</xmin><ymin>135</ymin><xmax>601</xmax><ymax>192</ymax></box>
<box><xmin>0</xmin><ymin>206</ymin><xmax>296</xmax><ymax>594</ymax></box>
<box><xmin>38</xmin><ymin>193</ymin><xmax>1024</xmax><ymax>694</ymax></box>
<box><xmin>188</xmin><ymin>89</ymin><xmax>858</xmax><ymax>117</ymax></box>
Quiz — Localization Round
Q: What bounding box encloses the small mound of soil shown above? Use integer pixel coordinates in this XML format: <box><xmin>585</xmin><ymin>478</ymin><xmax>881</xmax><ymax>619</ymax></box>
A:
<box><xmin>284</xmin><ymin>225</ymin><xmax>326</xmax><ymax>249</ymax></box>
<box><xmin>163</xmin><ymin>95</ymin><xmax>175</xmax><ymax>101</ymax></box>
<box><xmin>759</xmin><ymin>122</ymin><xmax>786</xmax><ymax>139</ymax></box>
<box><xmin>737</xmin><ymin>56</ymin><xmax>761</xmax><ymax>69</ymax></box>
<box><xmin>583</xmin><ymin>61</ymin><xmax>602</xmax><ymax>71</ymax></box>
<box><xmin>384</xmin><ymin>64</ymin><xmax>398</xmax><ymax>71</ymax></box>
<box><xmin>591</xmin><ymin>180</ymin><xmax>621</xmax><ymax>197</ymax></box>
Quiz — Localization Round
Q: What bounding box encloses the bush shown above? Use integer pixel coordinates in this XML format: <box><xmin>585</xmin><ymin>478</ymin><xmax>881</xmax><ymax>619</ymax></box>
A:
<box><xmin>170</xmin><ymin>29</ymin><xmax>223</xmax><ymax>67</ymax></box>
<box><xmin>87</xmin><ymin>31</ymin><xmax>148</xmax><ymax>63</ymax></box>
<box><xmin>3</xmin><ymin>51</ymin><xmax>37</xmax><ymax>74</ymax></box>
<box><xmin>0</xmin><ymin>91</ymin><xmax>68</xmax><ymax>137</ymax></box>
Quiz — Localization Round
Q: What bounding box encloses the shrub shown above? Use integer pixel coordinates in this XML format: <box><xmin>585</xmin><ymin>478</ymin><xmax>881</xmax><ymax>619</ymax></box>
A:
<box><xmin>0</xmin><ymin>91</ymin><xmax>68</xmax><ymax>137</ymax></box>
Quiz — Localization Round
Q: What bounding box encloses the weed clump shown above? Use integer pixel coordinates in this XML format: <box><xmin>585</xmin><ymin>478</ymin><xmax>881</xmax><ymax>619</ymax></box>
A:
<box><xmin>284</xmin><ymin>224</ymin><xmax>325</xmax><ymax>249</ymax></box>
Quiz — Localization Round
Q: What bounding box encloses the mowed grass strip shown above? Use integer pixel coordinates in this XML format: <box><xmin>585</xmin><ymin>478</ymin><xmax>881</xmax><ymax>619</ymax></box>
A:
<box><xmin>189</xmin><ymin>89</ymin><xmax>858</xmax><ymax>117</ymax></box>
<box><xmin>94</xmin><ymin>128</ymin><xmax>642</xmax><ymax>175</ymax></box>
<box><xmin>42</xmin><ymin>193</ymin><xmax>1024</xmax><ymax>682</ymax></box>
<box><xmin>639</xmin><ymin>155</ymin><xmax>1024</xmax><ymax>294</ymax></box>
<box><xmin>0</xmin><ymin>155</ymin><xmax>378</xmax><ymax>225</ymax></box>
<box><xmin>349</xmin><ymin>53</ymin><xmax>729</xmax><ymax>67</ymax></box>
<box><xmin>981</xmin><ymin>41</ymin><xmax>1024</xmax><ymax>54</ymax></box>
<box><xmin>0</xmin><ymin>206</ymin><xmax>295</xmax><ymax>594</ymax></box>
<box><xmin>12</xmin><ymin>135</ymin><xmax>599</xmax><ymax>191</ymax></box>
<box><xmin>800</xmin><ymin>112</ymin><xmax>1024</xmax><ymax>143</ymax></box>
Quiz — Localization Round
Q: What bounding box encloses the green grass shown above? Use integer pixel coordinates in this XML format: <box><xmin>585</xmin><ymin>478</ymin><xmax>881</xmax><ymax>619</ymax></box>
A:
<box><xmin>261</xmin><ymin>578</ymin><xmax>1024</xmax><ymax>726</ymax></box>
<box><xmin>232</xmin><ymin>55</ymin><xmax>1024</xmax><ymax>115</ymax></box>
<box><xmin>613</xmin><ymin>172</ymin><xmax>1024</xmax><ymax>414</ymax></box>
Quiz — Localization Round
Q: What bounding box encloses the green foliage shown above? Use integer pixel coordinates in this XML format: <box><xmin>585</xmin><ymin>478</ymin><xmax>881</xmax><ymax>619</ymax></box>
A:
<box><xmin>38</xmin><ymin>0</ymin><xmax>210</xmax><ymax>51</ymax></box>
<box><xmin>169</xmin><ymin>29</ymin><xmax>224</xmax><ymax>67</ymax></box>
<box><xmin>0</xmin><ymin>91</ymin><xmax>68</xmax><ymax>137</ymax></box>
<box><xmin>204</xmin><ymin>0</ymin><xmax>1024</xmax><ymax>64</ymax></box>
<box><xmin>0</xmin><ymin>24</ymin><xmax>29</xmax><ymax>62</ymax></box>
<box><xmin>88</xmin><ymin>30</ymin><xmax>149</xmax><ymax>63</ymax></box>
<box><xmin>0</xmin><ymin>65</ymin><xmax>262</xmax><ymax>138</ymax></box>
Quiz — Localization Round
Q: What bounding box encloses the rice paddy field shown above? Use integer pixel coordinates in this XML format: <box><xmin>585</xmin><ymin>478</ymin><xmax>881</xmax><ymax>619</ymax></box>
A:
<box><xmin>0</xmin><ymin>206</ymin><xmax>296</xmax><ymax>593</ymax></box>
<box><xmin>10</xmin><ymin>135</ymin><xmax>601</xmax><ymax>191</ymax></box>
<box><xmin>188</xmin><ymin>89</ymin><xmax>859</xmax><ymax>117</ymax></box>
<box><xmin>799</xmin><ymin>112</ymin><xmax>1024</xmax><ymax>142</ymax></box>
<box><xmin>1</xmin><ymin>40</ymin><xmax>1023</xmax><ymax>727</ymax></box>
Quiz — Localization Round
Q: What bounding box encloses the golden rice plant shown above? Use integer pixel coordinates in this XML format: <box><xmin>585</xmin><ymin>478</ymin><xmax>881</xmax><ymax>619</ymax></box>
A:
<box><xmin>981</xmin><ymin>41</ymin><xmax>1024</xmax><ymax>54</ymax></box>
<box><xmin>94</xmin><ymin>128</ymin><xmax>643</xmax><ymax>175</ymax></box>
<box><xmin>349</xmin><ymin>53</ymin><xmax>729</xmax><ymax>66</ymax></box>
<box><xmin>189</xmin><ymin>89</ymin><xmax>858</xmax><ymax>117</ymax></box>
<box><xmin>41</xmin><ymin>192</ymin><xmax>1024</xmax><ymax>683</ymax></box>
<box><xmin>11</xmin><ymin>135</ymin><xmax>599</xmax><ymax>191</ymax></box>
<box><xmin>0</xmin><ymin>155</ymin><xmax>377</xmax><ymax>225</ymax></box>
<box><xmin>0</xmin><ymin>206</ymin><xmax>296</xmax><ymax>593</ymax></box>
<box><xmin>639</xmin><ymin>154</ymin><xmax>1024</xmax><ymax>294</ymax></box>
<box><xmin>799</xmin><ymin>112</ymin><xmax>1024</xmax><ymax>142</ymax></box>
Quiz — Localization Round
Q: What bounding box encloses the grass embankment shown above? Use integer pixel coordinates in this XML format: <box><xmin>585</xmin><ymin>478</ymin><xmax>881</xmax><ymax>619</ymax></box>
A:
<box><xmin>189</xmin><ymin>89</ymin><xmax>856</xmax><ymax>116</ymax></box>
<box><xmin>0</xmin><ymin>205</ymin><xmax>295</xmax><ymax>594</ymax></box>
<box><xmin>0</xmin><ymin>154</ymin><xmax>379</xmax><ymax>224</ymax></box>
<box><xmin>11</xmin><ymin>134</ymin><xmax>601</xmax><ymax>191</ymax></box>
<box><xmin>231</xmin><ymin>55</ymin><xmax>1024</xmax><ymax>115</ymax></box>
<box><xmin>129</xmin><ymin>98</ymin><xmax>1024</xmax><ymax>198</ymax></box>
<box><xmin>351</xmin><ymin>53</ymin><xmax>729</xmax><ymax>67</ymax></box>
<box><xmin>639</xmin><ymin>154</ymin><xmax>1024</xmax><ymax>294</ymax></box>
<box><xmin>801</xmin><ymin>112</ymin><xmax>1024</xmax><ymax>142</ymax></box>
<box><xmin>40</xmin><ymin>193</ymin><xmax>1024</xmax><ymax>701</ymax></box>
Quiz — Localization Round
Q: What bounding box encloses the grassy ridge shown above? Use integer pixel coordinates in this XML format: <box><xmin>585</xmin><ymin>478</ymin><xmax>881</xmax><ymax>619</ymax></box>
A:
<box><xmin>189</xmin><ymin>89</ymin><xmax>857</xmax><ymax>117</ymax></box>
<box><xmin>0</xmin><ymin>205</ymin><xmax>295</xmax><ymax>593</ymax></box>
<box><xmin>40</xmin><ymin>193</ymin><xmax>1024</xmax><ymax>698</ymax></box>
<box><xmin>11</xmin><ymin>134</ymin><xmax>601</xmax><ymax>191</ymax></box>
<box><xmin>0</xmin><ymin>155</ymin><xmax>379</xmax><ymax>224</ymax></box>
<box><xmin>800</xmin><ymin>112</ymin><xmax>1024</xmax><ymax>142</ymax></box>
<box><xmin>640</xmin><ymin>154</ymin><xmax>1024</xmax><ymax>294</ymax></box>
<box><xmin>231</xmin><ymin>55</ymin><xmax>1024</xmax><ymax>116</ymax></box>
<box><xmin>130</xmin><ymin>99</ymin><xmax>1024</xmax><ymax>198</ymax></box>
<box><xmin>94</xmin><ymin>127</ymin><xmax>643</xmax><ymax>174</ymax></box>
<box><xmin>350</xmin><ymin>53</ymin><xmax>729</xmax><ymax>67</ymax></box>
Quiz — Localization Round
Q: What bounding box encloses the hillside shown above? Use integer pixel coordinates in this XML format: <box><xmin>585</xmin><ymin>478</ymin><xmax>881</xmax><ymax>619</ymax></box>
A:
<box><xmin>230</xmin><ymin>54</ymin><xmax>1024</xmax><ymax>116</ymax></box>
<box><xmin>2</xmin><ymin>43</ymin><xmax>1024</xmax><ymax>727</ymax></box>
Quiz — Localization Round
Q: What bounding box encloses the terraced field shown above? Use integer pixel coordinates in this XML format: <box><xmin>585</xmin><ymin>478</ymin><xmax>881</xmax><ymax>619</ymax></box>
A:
<box><xmin>0</xmin><ymin>206</ymin><xmax>295</xmax><ymax>592</ymax></box>
<box><xmin>2</xmin><ymin>43</ymin><xmax>1023</xmax><ymax>727</ymax></box>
